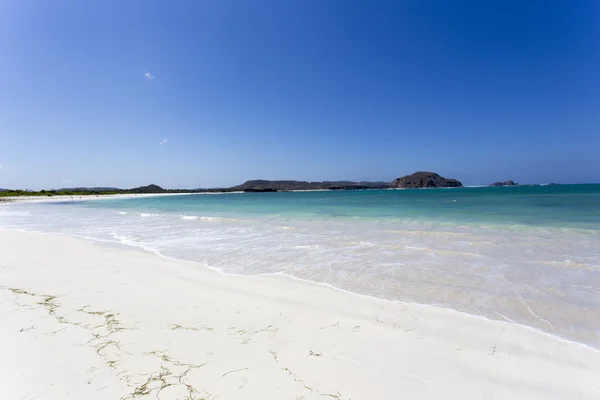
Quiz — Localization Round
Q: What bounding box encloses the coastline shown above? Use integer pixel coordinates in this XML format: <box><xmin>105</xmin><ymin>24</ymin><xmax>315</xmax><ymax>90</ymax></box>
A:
<box><xmin>1</xmin><ymin>229</ymin><xmax>598</xmax><ymax>399</ymax></box>
<box><xmin>0</xmin><ymin>192</ymin><xmax>197</xmax><ymax>204</ymax></box>
<box><xmin>3</xmin><ymin>191</ymin><xmax>599</xmax><ymax>350</ymax></box>
<box><xmin>5</xmin><ymin>224</ymin><xmax>600</xmax><ymax>350</ymax></box>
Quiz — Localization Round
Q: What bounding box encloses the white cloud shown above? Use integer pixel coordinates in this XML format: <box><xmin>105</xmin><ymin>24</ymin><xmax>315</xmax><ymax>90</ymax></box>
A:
<box><xmin>160</xmin><ymin>139</ymin><xmax>168</xmax><ymax>145</ymax></box>
<box><xmin>143</xmin><ymin>70</ymin><xmax>155</xmax><ymax>80</ymax></box>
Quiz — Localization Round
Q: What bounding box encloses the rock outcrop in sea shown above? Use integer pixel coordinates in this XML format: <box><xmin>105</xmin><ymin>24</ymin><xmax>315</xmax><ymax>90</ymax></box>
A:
<box><xmin>390</xmin><ymin>172</ymin><xmax>462</xmax><ymax>188</ymax></box>
<box><xmin>489</xmin><ymin>180</ymin><xmax>518</xmax><ymax>187</ymax></box>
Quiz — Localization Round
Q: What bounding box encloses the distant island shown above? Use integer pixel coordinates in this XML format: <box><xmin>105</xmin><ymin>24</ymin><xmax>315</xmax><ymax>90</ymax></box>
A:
<box><xmin>0</xmin><ymin>171</ymin><xmax>466</xmax><ymax>197</ymax></box>
<box><xmin>489</xmin><ymin>180</ymin><xmax>518</xmax><ymax>187</ymax></box>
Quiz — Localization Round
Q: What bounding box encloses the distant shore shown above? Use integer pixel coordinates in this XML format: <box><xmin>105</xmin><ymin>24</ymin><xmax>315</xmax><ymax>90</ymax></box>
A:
<box><xmin>0</xmin><ymin>192</ymin><xmax>197</xmax><ymax>204</ymax></box>
<box><xmin>0</xmin><ymin>187</ymin><xmax>467</xmax><ymax>205</ymax></box>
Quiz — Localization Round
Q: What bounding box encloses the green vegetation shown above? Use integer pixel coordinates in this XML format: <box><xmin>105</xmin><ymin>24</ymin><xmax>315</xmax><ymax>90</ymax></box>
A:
<box><xmin>0</xmin><ymin>178</ymin><xmax>394</xmax><ymax>198</ymax></box>
<box><xmin>0</xmin><ymin>188</ymin><xmax>240</xmax><ymax>197</ymax></box>
<box><xmin>0</xmin><ymin>184</ymin><xmax>234</xmax><ymax>197</ymax></box>
<box><xmin>0</xmin><ymin>189</ymin><xmax>122</xmax><ymax>197</ymax></box>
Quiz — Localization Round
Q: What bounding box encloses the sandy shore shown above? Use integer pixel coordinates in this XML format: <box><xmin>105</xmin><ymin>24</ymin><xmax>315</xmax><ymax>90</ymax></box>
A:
<box><xmin>0</xmin><ymin>193</ymin><xmax>197</xmax><ymax>204</ymax></box>
<box><xmin>0</xmin><ymin>230</ymin><xmax>598</xmax><ymax>399</ymax></box>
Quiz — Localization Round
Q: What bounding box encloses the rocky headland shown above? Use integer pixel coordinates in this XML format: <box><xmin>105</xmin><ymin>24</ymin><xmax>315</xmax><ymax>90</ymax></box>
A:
<box><xmin>390</xmin><ymin>172</ymin><xmax>463</xmax><ymax>189</ymax></box>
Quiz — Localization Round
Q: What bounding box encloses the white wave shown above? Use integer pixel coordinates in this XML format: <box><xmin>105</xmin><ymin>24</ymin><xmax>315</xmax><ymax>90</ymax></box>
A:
<box><xmin>118</xmin><ymin>211</ymin><xmax>128</xmax><ymax>215</ymax></box>
<box><xmin>180</xmin><ymin>215</ymin><xmax>224</xmax><ymax>221</ymax></box>
<box><xmin>140</xmin><ymin>213</ymin><xmax>159</xmax><ymax>217</ymax></box>
<box><xmin>276</xmin><ymin>226</ymin><xmax>297</xmax><ymax>230</ymax></box>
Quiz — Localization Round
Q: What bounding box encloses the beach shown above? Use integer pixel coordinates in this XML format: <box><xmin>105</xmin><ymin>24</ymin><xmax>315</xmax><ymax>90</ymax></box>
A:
<box><xmin>3</xmin><ymin>187</ymin><xmax>600</xmax><ymax>350</ymax></box>
<box><xmin>0</xmin><ymin>193</ymin><xmax>196</xmax><ymax>204</ymax></box>
<box><xmin>1</xmin><ymin>229</ymin><xmax>599</xmax><ymax>399</ymax></box>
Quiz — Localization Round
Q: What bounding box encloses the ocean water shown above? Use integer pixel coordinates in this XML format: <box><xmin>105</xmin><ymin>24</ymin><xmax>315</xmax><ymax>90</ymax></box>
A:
<box><xmin>1</xmin><ymin>185</ymin><xmax>599</xmax><ymax>349</ymax></box>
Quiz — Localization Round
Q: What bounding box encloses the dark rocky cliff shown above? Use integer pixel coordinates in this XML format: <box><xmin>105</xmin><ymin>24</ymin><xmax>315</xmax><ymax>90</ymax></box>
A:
<box><xmin>232</xmin><ymin>180</ymin><xmax>389</xmax><ymax>191</ymax></box>
<box><xmin>390</xmin><ymin>172</ymin><xmax>462</xmax><ymax>188</ymax></box>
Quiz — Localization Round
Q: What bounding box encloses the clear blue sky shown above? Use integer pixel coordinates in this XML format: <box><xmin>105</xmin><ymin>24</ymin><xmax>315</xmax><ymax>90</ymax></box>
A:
<box><xmin>1</xmin><ymin>1</ymin><xmax>598</xmax><ymax>189</ymax></box>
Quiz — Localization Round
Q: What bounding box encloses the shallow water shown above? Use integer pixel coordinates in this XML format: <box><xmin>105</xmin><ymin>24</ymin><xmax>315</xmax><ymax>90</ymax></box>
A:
<box><xmin>2</xmin><ymin>185</ymin><xmax>599</xmax><ymax>348</ymax></box>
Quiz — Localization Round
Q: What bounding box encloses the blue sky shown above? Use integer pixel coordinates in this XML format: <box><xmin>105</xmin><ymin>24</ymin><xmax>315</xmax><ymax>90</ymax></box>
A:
<box><xmin>0</xmin><ymin>1</ymin><xmax>598</xmax><ymax>189</ymax></box>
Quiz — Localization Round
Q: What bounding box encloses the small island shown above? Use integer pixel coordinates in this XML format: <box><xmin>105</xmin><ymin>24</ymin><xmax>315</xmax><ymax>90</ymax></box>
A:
<box><xmin>489</xmin><ymin>180</ymin><xmax>518</xmax><ymax>187</ymax></box>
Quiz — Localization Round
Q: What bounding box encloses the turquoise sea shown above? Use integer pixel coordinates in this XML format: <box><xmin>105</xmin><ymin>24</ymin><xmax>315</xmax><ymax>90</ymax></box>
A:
<box><xmin>2</xmin><ymin>184</ymin><xmax>599</xmax><ymax>348</ymax></box>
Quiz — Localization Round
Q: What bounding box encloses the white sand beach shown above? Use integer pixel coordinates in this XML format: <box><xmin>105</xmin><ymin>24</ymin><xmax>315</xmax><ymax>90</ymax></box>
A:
<box><xmin>0</xmin><ymin>193</ymin><xmax>196</xmax><ymax>204</ymax></box>
<box><xmin>1</xmin><ymin>229</ymin><xmax>599</xmax><ymax>399</ymax></box>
